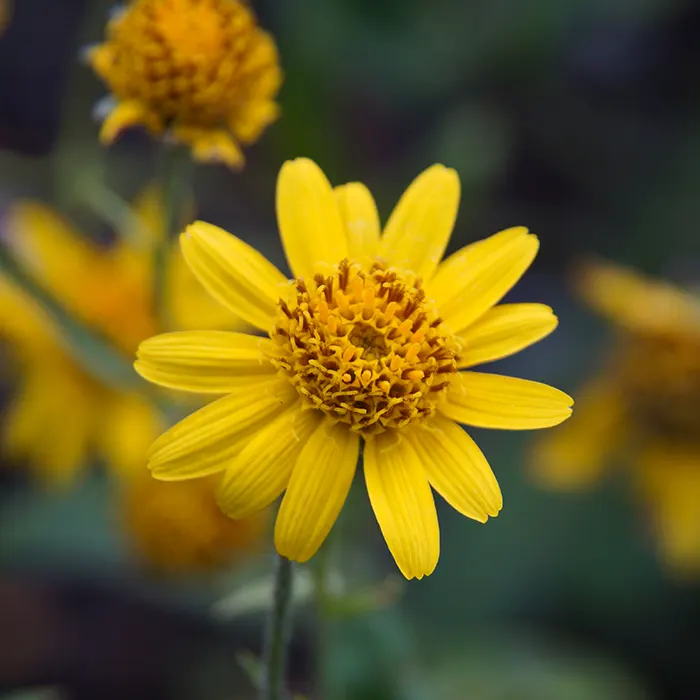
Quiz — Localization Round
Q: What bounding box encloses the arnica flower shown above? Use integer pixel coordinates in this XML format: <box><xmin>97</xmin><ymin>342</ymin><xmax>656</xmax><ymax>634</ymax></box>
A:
<box><xmin>0</xmin><ymin>190</ymin><xmax>235</xmax><ymax>485</ymax></box>
<box><xmin>533</xmin><ymin>261</ymin><xmax>700</xmax><ymax>574</ymax></box>
<box><xmin>87</xmin><ymin>0</ymin><xmax>282</xmax><ymax>168</ymax></box>
<box><xmin>122</xmin><ymin>473</ymin><xmax>267</xmax><ymax>574</ymax></box>
<box><xmin>135</xmin><ymin>158</ymin><xmax>573</xmax><ymax>579</ymax></box>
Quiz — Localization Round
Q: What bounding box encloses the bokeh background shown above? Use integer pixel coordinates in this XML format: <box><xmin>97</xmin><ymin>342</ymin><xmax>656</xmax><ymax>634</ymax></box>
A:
<box><xmin>1</xmin><ymin>0</ymin><xmax>699</xmax><ymax>699</ymax></box>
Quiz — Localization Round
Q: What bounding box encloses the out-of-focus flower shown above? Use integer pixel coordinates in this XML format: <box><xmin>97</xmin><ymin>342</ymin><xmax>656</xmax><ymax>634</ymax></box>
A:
<box><xmin>134</xmin><ymin>157</ymin><xmax>573</xmax><ymax>580</ymax></box>
<box><xmin>0</xmin><ymin>189</ymin><xmax>235</xmax><ymax>485</ymax></box>
<box><xmin>121</xmin><ymin>473</ymin><xmax>267</xmax><ymax>574</ymax></box>
<box><xmin>533</xmin><ymin>261</ymin><xmax>700</xmax><ymax>574</ymax></box>
<box><xmin>87</xmin><ymin>0</ymin><xmax>282</xmax><ymax>168</ymax></box>
<box><xmin>0</xmin><ymin>1</ymin><xmax>10</xmax><ymax>32</ymax></box>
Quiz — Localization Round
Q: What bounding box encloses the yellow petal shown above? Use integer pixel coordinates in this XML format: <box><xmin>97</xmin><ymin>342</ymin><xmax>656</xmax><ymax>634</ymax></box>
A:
<box><xmin>428</xmin><ymin>227</ymin><xmax>539</xmax><ymax>334</ymax></box>
<box><xmin>457</xmin><ymin>303</ymin><xmax>558</xmax><ymax>368</ymax></box>
<box><xmin>274</xmin><ymin>418</ymin><xmax>359</xmax><ymax>562</ymax></box>
<box><xmin>39</xmin><ymin>398</ymin><xmax>93</xmax><ymax>487</ymax></box>
<box><xmin>165</xmin><ymin>244</ymin><xmax>246</xmax><ymax>332</ymax></box>
<box><xmin>576</xmin><ymin>260</ymin><xmax>700</xmax><ymax>336</ymax></box>
<box><xmin>87</xmin><ymin>43</ymin><xmax>116</xmax><ymax>83</ymax></box>
<box><xmin>172</xmin><ymin>126</ymin><xmax>245</xmax><ymax>169</ymax></box>
<box><xmin>100</xmin><ymin>100</ymin><xmax>162</xmax><ymax>144</ymax></box>
<box><xmin>217</xmin><ymin>404</ymin><xmax>322</xmax><ymax>518</ymax></box>
<box><xmin>229</xmin><ymin>99</ymin><xmax>280</xmax><ymax>145</ymax></box>
<box><xmin>276</xmin><ymin>158</ymin><xmax>348</xmax><ymax>279</ymax></box>
<box><xmin>378</xmin><ymin>165</ymin><xmax>460</xmax><ymax>280</ymax></box>
<box><xmin>99</xmin><ymin>392</ymin><xmax>162</xmax><ymax>479</ymax></box>
<box><xmin>638</xmin><ymin>446</ymin><xmax>700</xmax><ymax>576</ymax></box>
<box><xmin>5</xmin><ymin>202</ymin><xmax>102</xmax><ymax>315</ymax></box>
<box><xmin>364</xmin><ymin>431</ymin><xmax>440</xmax><ymax>580</ymax></box>
<box><xmin>148</xmin><ymin>376</ymin><xmax>297</xmax><ymax>480</ymax></box>
<box><xmin>406</xmin><ymin>414</ymin><xmax>501</xmax><ymax>522</ymax></box>
<box><xmin>0</xmin><ymin>277</ymin><xmax>56</xmax><ymax>347</ymax></box>
<box><xmin>441</xmin><ymin>371</ymin><xmax>573</xmax><ymax>430</ymax></box>
<box><xmin>181</xmin><ymin>221</ymin><xmax>287</xmax><ymax>331</ymax></box>
<box><xmin>135</xmin><ymin>331</ymin><xmax>277</xmax><ymax>393</ymax></box>
<box><xmin>530</xmin><ymin>378</ymin><xmax>624</xmax><ymax>489</ymax></box>
<box><xmin>333</xmin><ymin>183</ymin><xmax>380</xmax><ymax>263</ymax></box>
<box><xmin>3</xmin><ymin>367</ymin><xmax>95</xmax><ymax>488</ymax></box>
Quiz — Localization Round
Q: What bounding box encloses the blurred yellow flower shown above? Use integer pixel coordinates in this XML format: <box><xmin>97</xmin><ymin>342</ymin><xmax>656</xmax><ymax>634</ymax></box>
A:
<box><xmin>121</xmin><ymin>473</ymin><xmax>267</xmax><ymax>574</ymax></box>
<box><xmin>87</xmin><ymin>0</ymin><xmax>282</xmax><ymax>168</ymax></box>
<box><xmin>0</xmin><ymin>190</ymin><xmax>235</xmax><ymax>485</ymax></box>
<box><xmin>532</xmin><ymin>261</ymin><xmax>700</xmax><ymax>574</ymax></box>
<box><xmin>0</xmin><ymin>1</ymin><xmax>10</xmax><ymax>33</ymax></box>
<box><xmin>135</xmin><ymin>158</ymin><xmax>573</xmax><ymax>579</ymax></box>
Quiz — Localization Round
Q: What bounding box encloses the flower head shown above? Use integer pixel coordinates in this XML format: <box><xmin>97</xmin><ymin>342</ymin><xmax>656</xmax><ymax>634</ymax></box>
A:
<box><xmin>122</xmin><ymin>474</ymin><xmax>267</xmax><ymax>574</ymax></box>
<box><xmin>0</xmin><ymin>189</ymin><xmax>236</xmax><ymax>484</ymax></box>
<box><xmin>533</xmin><ymin>261</ymin><xmax>700</xmax><ymax>574</ymax></box>
<box><xmin>135</xmin><ymin>158</ymin><xmax>573</xmax><ymax>579</ymax></box>
<box><xmin>88</xmin><ymin>0</ymin><xmax>282</xmax><ymax>168</ymax></box>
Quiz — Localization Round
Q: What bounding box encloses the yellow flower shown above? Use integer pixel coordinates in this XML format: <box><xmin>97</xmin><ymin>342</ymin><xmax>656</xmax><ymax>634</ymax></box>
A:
<box><xmin>0</xmin><ymin>190</ymin><xmax>235</xmax><ymax>485</ymax></box>
<box><xmin>87</xmin><ymin>0</ymin><xmax>282</xmax><ymax>168</ymax></box>
<box><xmin>532</xmin><ymin>261</ymin><xmax>700</xmax><ymax>574</ymax></box>
<box><xmin>135</xmin><ymin>158</ymin><xmax>573</xmax><ymax>579</ymax></box>
<box><xmin>121</xmin><ymin>473</ymin><xmax>267</xmax><ymax>574</ymax></box>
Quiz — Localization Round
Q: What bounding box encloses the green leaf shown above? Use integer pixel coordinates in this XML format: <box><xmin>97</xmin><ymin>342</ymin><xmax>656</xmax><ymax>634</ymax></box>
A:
<box><xmin>211</xmin><ymin>568</ymin><xmax>317</xmax><ymax>620</ymax></box>
<box><xmin>235</xmin><ymin>650</ymin><xmax>263</xmax><ymax>691</ymax></box>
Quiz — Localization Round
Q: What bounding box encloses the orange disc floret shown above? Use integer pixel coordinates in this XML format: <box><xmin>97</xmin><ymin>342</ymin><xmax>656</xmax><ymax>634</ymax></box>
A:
<box><xmin>271</xmin><ymin>259</ymin><xmax>461</xmax><ymax>434</ymax></box>
<box><xmin>88</xmin><ymin>0</ymin><xmax>282</xmax><ymax>167</ymax></box>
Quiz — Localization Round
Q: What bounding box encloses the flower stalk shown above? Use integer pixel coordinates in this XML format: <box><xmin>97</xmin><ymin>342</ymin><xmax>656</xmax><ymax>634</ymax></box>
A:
<box><xmin>154</xmin><ymin>143</ymin><xmax>192</xmax><ymax>330</ymax></box>
<box><xmin>261</xmin><ymin>554</ymin><xmax>295</xmax><ymax>700</ymax></box>
<box><xmin>313</xmin><ymin>541</ymin><xmax>333</xmax><ymax>700</ymax></box>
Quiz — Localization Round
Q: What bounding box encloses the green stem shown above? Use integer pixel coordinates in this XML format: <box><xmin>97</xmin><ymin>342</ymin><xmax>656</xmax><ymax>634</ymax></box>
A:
<box><xmin>261</xmin><ymin>554</ymin><xmax>294</xmax><ymax>700</ymax></box>
<box><xmin>154</xmin><ymin>143</ymin><xmax>192</xmax><ymax>331</ymax></box>
<box><xmin>314</xmin><ymin>542</ymin><xmax>333</xmax><ymax>700</ymax></box>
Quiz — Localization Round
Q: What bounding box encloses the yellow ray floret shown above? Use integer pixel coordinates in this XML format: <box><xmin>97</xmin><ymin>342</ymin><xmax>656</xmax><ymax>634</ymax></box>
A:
<box><xmin>136</xmin><ymin>158</ymin><xmax>573</xmax><ymax>579</ymax></box>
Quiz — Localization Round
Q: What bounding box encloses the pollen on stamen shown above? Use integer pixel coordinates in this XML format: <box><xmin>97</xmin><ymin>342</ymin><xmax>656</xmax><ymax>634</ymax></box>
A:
<box><xmin>270</xmin><ymin>259</ymin><xmax>461</xmax><ymax>433</ymax></box>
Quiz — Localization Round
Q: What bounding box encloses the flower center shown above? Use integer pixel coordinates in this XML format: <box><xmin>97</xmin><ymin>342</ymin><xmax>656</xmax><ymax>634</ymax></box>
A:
<box><xmin>618</xmin><ymin>333</ymin><xmax>700</xmax><ymax>443</ymax></box>
<box><xmin>155</xmin><ymin>0</ymin><xmax>226</xmax><ymax>60</ymax></box>
<box><xmin>271</xmin><ymin>260</ymin><xmax>460</xmax><ymax>434</ymax></box>
<box><xmin>103</xmin><ymin>0</ymin><xmax>261</xmax><ymax>124</ymax></box>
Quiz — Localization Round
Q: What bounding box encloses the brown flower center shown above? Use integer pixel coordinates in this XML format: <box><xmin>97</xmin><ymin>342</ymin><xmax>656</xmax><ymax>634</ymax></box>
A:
<box><xmin>271</xmin><ymin>259</ymin><xmax>460</xmax><ymax>434</ymax></box>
